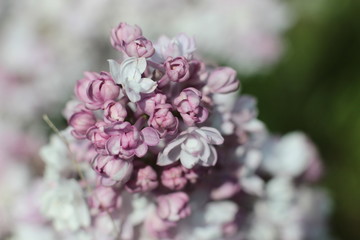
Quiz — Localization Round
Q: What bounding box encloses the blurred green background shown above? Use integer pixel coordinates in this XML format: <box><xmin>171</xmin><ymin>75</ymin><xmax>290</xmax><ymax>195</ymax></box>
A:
<box><xmin>241</xmin><ymin>0</ymin><xmax>360</xmax><ymax>239</ymax></box>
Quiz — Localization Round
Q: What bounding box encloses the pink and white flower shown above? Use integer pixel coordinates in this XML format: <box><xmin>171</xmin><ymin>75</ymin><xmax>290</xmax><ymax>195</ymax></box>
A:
<box><xmin>108</xmin><ymin>57</ymin><xmax>157</xmax><ymax>102</ymax></box>
<box><xmin>157</xmin><ymin>127</ymin><xmax>224</xmax><ymax>169</ymax></box>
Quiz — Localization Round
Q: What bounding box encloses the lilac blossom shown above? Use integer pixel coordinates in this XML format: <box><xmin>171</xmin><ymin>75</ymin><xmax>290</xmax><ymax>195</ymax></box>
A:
<box><xmin>75</xmin><ymin>71</ymin><xmax>120</xmax><ymax>110</ymax></box>
<box><xmin>174</xmin><ymin>87</ymin><xmax>209</xmax><ymax>126</ymax></box>
<box><xmin>156</xmin><ymin>192</ymin><xmax>191</xmax><ymax>222</ymax></box>
<box><xmin>29</xmin><ymin>21</ymin><xmax>332</xmax><ymax>240</ymax></box>
<box><xmin>110</xmin><ymin>22</ymin><xmax>142</xmax><ymax>51</ymax></box>
<box><xmin>91</xmin><ymin>155</ymin><xmax>133</xmax><ymax>186</ymax></box>
<box><xmin>157</xmin><ymin>127</ymin><xmax>224</xmax><ymax>169</ymax></box>
<box><xmin>105</xmin><ymin>122</ymin><xmax>159</xmax><ymax>159</ymax></box>
<box><xmin>68</xmin><ymin>109</ymin><xmax>96</xmax><ymax>139</ymax></box>
<box><xmin>108</xmin><ymin>57</ymin><xmax>157</xmax><ymax>102</ymax></box>
<box><xmin>165</xmin><ymin>56</ymin><xmax>190</xmax><ymax>82</ymax></box>
<box><xmin>148</xmin><ymin>103</ymin><xmax>179</xmax><ymax>137</ymax></box>
<box><xmin>103</xmin><ymin>100</ymin><xmax>128</xmax><ymax>123</ymax></box>
<box><xmin>124</xmin><ymin>37</ymin><xmax>155</xmax><ymax>58</ymax></box>
<box><xmin>126</xmin><ymin>164</ymin><xmax>159</xmax><ymax>193</ymax></box>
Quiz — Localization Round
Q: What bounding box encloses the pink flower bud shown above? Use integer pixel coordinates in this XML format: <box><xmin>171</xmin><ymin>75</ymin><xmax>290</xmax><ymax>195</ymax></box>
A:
<box><xmin>105</xmin><ymin>122</ymin><xmax>160</xmax><ymax>159</ymax></box>
<box><xmin>156</xmin><ymin>192</ymin><xmax>191</xmax><ymax>222</ymax></box>
<box><xmin>62</xmin><ymin>100</ymin><xmax>86</xmax><ymax>121</ymax></box>
<box><xmin>126</xmin><ymin>164</ymin><xmax>158</xmax><ymax>193</ymax></box>
<box><xmin>137</xmin><ymin>93</ymin><xmax>167</xmax><ymax>115</ymax></box>
<box><xmin>88</xmin><ymin>186</ymin><xmax>121</xmax><ymax>213</ymax></box>
<box><xmin>148</xmin><ymin>104</ymin><xmax>178</xmax><ymax>137</ymax></box>
<box><xmin>125</xmin><ymin>37</ymin><xmax>155</xmax><ymax>58</ymax></box>
<box><xmin>110</xmin><ymin>23</ymin><xmax>142</xmax><ymax>51</ymax></box>
<box><xmin>161</xmin><ymin>165</ymin><xmax>188</xmax><ymax>190</ymax></box>
<box><xmin>207</xmin><ymin>67</ymin><xmax>239</xmax><ymax>94</ymax></box>
<box><xmin>103</xmin><ymin>100</ymin><xmax>127</xmax><ymax>123</ymax></box>
<box><xmin>75</xmin><ymin>72</ymin><xmax>120</xmax><ymax>110</ymax></box>
<box><xmin>173</xmin><ymin>87</ymin><xmax>209</xmax><ymax>126</ymax></box>
<box><xmin>91</xmin><ymin>155</ymin><xmax>133</xmax><ymax>186</ymax></box>
<box><xmin>87</xmin><ymin>121</ymin><xmax>110</xmax><ymax>151</ymax></box>
<box><xmin>165</xmin><ymin>56</ymin><xmax>190</xmax><ymax>82</ymax></box>
<box><xmin>210</xmin><ymin>181</ymin><xmax>241</xmax><ymax>200</ymax></box>
<box><xmin>145</xmin><ymin>212</ymin><xmax>176</xmax><ymax>239</ymax></box>
<box><xmin>69</xmin><ymin>110</ymin><xmax>96</xmax><ymax>139</ymax></box>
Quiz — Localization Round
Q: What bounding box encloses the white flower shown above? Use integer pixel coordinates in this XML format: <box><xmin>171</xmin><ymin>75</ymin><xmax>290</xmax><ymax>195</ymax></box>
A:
<box><xmin>262</xmin><ymin>132</ymin><xmax>315</xmax><ymax>178</ymax></box>
<box><xmin>39</xmin><ymin>133</ymin><xmax>71</xmax><ymax>181</ymax></box>
<box><xmin>204</xmin><ymin>201</ymin><xmax>238</xmax><ymax>225</ymax></box>
<box><xmin>237</xmin><ymin>149</ymin><xmax>265</xmax><ymax>196</ymax></box>
<box><xmin>108</xmin><ymin>57</ymin><xmax>157</xmax><ymax>102</ymax></box>
<box><xmin>157</xmin><ymin>127</ymin><xmax>224</xmax><ymax>169</ymax></box>
<box><xmin>151</xmin><ymin>34</ymin><xmax>196</xmax><ymax>63</ymax></box>
<box><xmin>40</xmin><ymin>179</ymin><xmax>90</xmax><ymax>231</ymax></box>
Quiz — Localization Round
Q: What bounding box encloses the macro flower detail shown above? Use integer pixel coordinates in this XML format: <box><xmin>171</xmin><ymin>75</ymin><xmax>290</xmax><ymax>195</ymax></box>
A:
<box><xmin>157</xmin><ymin>127</ymin><xmax>224</xmax><ymax>169</ymax></box>
<box><xmin>174</xmin><ymin>87</ymin><xmax>209</xmax><ymax>126</ymax></box>
<box><xmin>152</xmin><ymin>34</ymin><xmax>196</xmax><ymax>63</ymax></box>
<box><xmin>32</xmin><ymin>21</ymin><xmax>331</xmax><ymax>240</ymax></box>
<box><xmin>108</xmin><ymin>57</ymin><xmax>157</xmax><ymax>102</ymax></box>
<box><xmin>125</xmin><ymin>37</ymin><xmax>155</xmax><ymax>58</ymax></box>
<box><xmin>88</xmin><ymin>186</ymin><xmax>121</xmax><ymax>213</ymax></box>
<box><xmin>161</xmin><ymin>165</ymin><xmax>188</xmax><ymax>190</ymax></box>
<box><xmin>91</xmin><ymin>154</ymin><xmax>133</xmax><ymax>186</ymax></box>
<box><xmin>148</xmin><ymin>103</ymin><xmax>179</xmax><ymax>137</ymax></box>
<box><xmin>40</xmin><ymin>179</ymin><xmax>90</xmax><ymax>231</ymax></box>
<box><xmin>126</xmin><ymin>164</ymin><xmax>159</xmax><ymax>193</ymax></box>
<box><xmin>75</xmin><ymin>71</ymin><xmax>120</xmax><ymax>110</ymax></box>
<box><xmin>206</xmin><ymin>67</ymin><xmax>240</xmax><ymax>94</ymax></box>
<box><xmin>103</xmin><ymin>100</ymin><xmax>127</xmax><ymax>123</ymax></box>
<box><xmin>165</xmin><ymin>56</ymin><xmax>190</xmax><ymax>82</ymax></box>
<box><xmin>156</xmin><ymin>192</ymin><xmax>191</xmax><ymax>222</ymax></box>
<box><xmin>105</xmin><ymin>122</ymin><xmax>159</xmax><ymax>159</ymax></box>
<box><xmin>137</xmin><ymin>92</ymin><xmax>167</xmax><ymax>115</ymax></box>
<box><xmin>68</xmin><ymin>109</ymin><xmax>96</xmax><ymax>139</ymax></box>
<box><xmin>110</xmin><ymin>22</ymin><xmax>142</xmax><ymax>51</ymax></box>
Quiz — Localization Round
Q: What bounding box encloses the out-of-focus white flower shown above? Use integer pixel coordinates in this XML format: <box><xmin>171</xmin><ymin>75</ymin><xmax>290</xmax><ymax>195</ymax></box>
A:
<box><xmin>39</xmin><ymin>134</ymin><xmax>71</xmax><ymax>181</ymax></box>
<box><xmin>204</xmin><ymin>201</ymin><xmax>238</xmax><ymax>225</ymax></box>
<box><xmin>108</xmin><ymin>57</ymin><xmax>157</xmax><ymax>102</ymax></box>
<box><xmin>40</xmin><ymin>179</ymin><xmax>90</xmax><ymax>231</ymax></box>
<box><xmin>238</xmin><ymin>149</ymin><xmax>265</xmax><ymax>196</ymax></box>
<box><xmin>262</xmin><ymin>132</ymin><xmax>319</xmax><ymax>178</ymax></box>
<box><xmin>157</xmin><ymin>127</ymin><xmax>224</xmax><ymax>169</ymax></box>
<box><xmin>151</xmin><ymin>34</ymin><xmax>196</xmax><ymax>63</ymax></box>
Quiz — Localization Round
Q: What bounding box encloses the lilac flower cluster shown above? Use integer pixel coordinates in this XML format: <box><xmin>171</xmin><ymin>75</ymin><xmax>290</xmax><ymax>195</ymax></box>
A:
<box><xmin>36</xmin><ymin>23</ymin><xmax>331</xmax><ymax>240</ymax></box>
<box><xmin>67</xmin><ymin>22</ymin><xmax>238</xmax><ymax>187</ymax></box>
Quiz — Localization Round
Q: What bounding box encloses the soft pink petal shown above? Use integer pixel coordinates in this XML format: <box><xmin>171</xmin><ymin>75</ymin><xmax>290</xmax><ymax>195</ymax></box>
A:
<box><xmin>141</xmin><ymin>127</ymin><xmax>160</xmax><ymax>146</ymax></box>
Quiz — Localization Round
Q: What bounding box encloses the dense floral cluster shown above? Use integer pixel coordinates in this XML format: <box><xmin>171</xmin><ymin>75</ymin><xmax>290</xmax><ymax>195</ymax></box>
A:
<box><xmin>33</xmin><ymin>23</ymin><xmax>332</xmax><ymax>240</ymax></box>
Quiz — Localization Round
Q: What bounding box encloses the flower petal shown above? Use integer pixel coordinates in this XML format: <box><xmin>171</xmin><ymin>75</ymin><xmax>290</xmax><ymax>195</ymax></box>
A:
<box><xmin>141</xmin><ymin>127</ymin><xmax>160</xmax><ymax>146</ymax></box>
<box><xmin>139</xmin><ymin>78</ymin><xmax>157</xmax><ymax>93</ymax></box>
<box><xmin>108</xmin><ymin>59</ymin><xmax>122</xmax><ymax>84</ymax></box>
<box><xmin>106</xmin><ymin>136</ymin><xmax>121</xmax><ymax>155</ymax></box>
<box><xmin>198</xmin><ymin>127</ymin><xmax>224</xmax><ymax>145</ymax></box>
<box><xmin>157</xmin><ymin>152</ymin><xmax>175</xmax><ymax>166</ymax></box>
<box><xmin>202</xmin><ymin>146</ymin><xmax>217</xmax><ymax>167</ymax></box>
<box><xmin>180</xmin><ymin>150</ymin><xmax>198</xmax><ymax>169</ymax></box>
<box><xmin>135</xmin><ymin>143</ymin><xmax>148</xmax><ymax>157</ymax></box>
<box><xmin>125</xmin><ymin>87</ymin><xmax>141</xmax><ymax>102</ymax></box>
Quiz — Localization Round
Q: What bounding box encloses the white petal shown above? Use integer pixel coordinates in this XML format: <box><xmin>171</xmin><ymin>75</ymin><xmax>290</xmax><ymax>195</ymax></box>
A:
<box><xmin>125</xmin><ymin>87</ymin><xmax>141</xmax><ymax>102</ymax></box>
<box><xmin>139</xmin><ymin>78</ymin><xmax>157</xmax><ymax>93</ymax></box>
<box><xmin>180</xmin><ymin>150</ymin><xmax>198</xmax><ymax>169</ymax></box>
<box><xmin>108</xmin><ymin>59</ymin><xmax>122</xmax><ymax>84</ymax></box>
<box><xmin>241</xmin><ymin>175</ymin><xmax>264</xmax><ymax>196</ymax></box>
<box><xmin>199</xmin><ymin>137</ymin><xmax>210</xmax><ymax>162</ymax></box>
<box><xmin>198</xmin><ymin>127</ymin><xmax>224</xmax><ymax>145</ymax></box>
<box><xmin>202</xmin><ymin>146</ymin><xmax>217</xmax><ymax>167</ymax></box>
<box><xmin>157</xmin><ymin>152</ymin><xmax>175</xmax><ymax>166</ymax></box>
<box><xmin>163</xmin><ymin>134</ymin><xmax>187</xmax><ymax>157</ymax></box>
<box><xmin>136</xmin><ymin>57</ymin><xmax>147</xmax><ymax>73</ymax></box>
